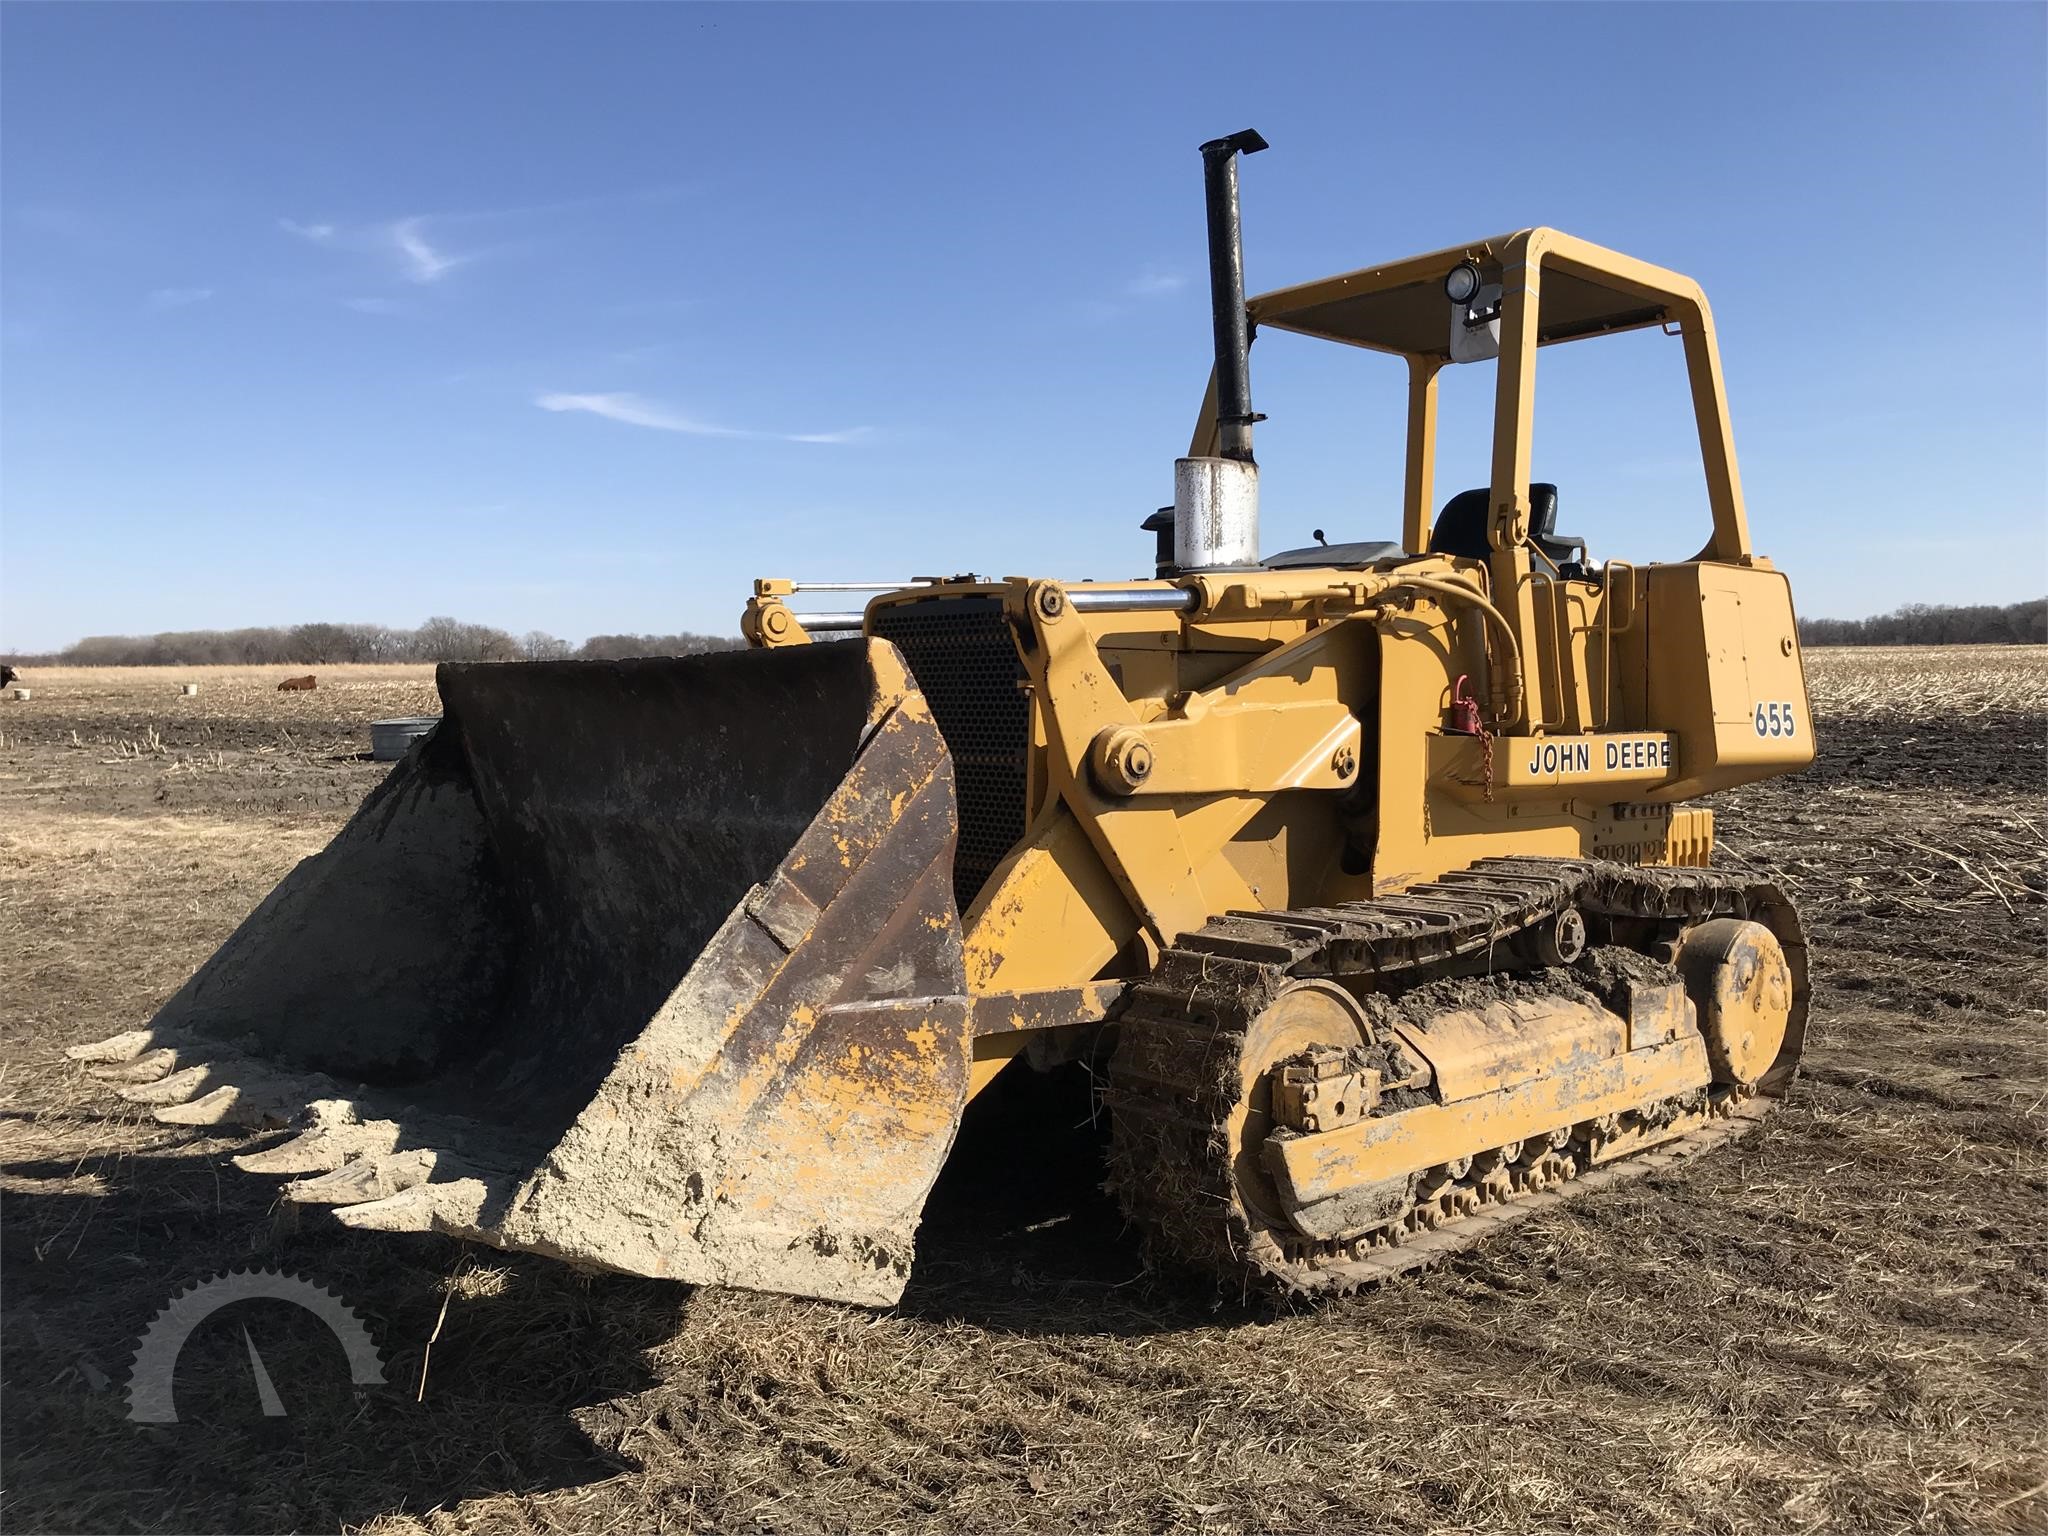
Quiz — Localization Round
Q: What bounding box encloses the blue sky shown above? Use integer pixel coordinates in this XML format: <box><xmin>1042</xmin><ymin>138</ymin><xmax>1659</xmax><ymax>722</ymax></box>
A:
<box><xmin>2</xmin><ymin>3</ymin><xmax>2042</xmax><ymax>651</ymax></box>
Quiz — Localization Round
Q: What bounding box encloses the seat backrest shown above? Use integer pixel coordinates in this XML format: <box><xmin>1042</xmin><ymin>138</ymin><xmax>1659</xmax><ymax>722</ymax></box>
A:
<box><xmin>1429</xmin><ymin>482</ymin><xmax>1561</xmax><ymax>559</ymax></box>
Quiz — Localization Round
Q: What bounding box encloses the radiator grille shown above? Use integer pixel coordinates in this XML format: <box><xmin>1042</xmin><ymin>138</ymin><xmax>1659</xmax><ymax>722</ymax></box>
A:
<box><xmin>870</xmin><ymin>597</ymin><xmax>1030</xmax><ymax>912</ymax></box>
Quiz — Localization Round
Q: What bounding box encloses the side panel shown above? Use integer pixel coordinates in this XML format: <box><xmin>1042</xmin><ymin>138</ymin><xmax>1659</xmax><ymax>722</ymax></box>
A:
<box><xmin>1643</xmin><ymin>563</ymin><xmax>1814</xmax><ymax>800</ymax></box>
<box><xmin>1376</xmin><ymin>601</ymin><xmax>1723</xmax><ymax>890</ymax></box>
<box><xmin>1371</xmin><ymin>608</ymin><xmax>1648</xmax><ymax>889</ymax></box>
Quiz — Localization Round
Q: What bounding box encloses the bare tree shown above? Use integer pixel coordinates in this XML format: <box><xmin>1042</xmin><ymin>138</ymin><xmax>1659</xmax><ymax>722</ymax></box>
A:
<box><xmin>1800</xmin><ymin>598</ymin><xmax>2046</xmax><ymax>646</ymax></box>
<box><xmin>288</xmin><ymin>622</ymin><xmax>354</xmax><ymax>663</ymax></box>
<box><xmin>578</xmin><ymin>632</ymin><xmax>746</xmax><ymax>661</ymax></box>
<box><xmin>411</xmin><ymin>616</ymin><xmax>470</xmax><ymax>661</ymax></box>
<box><xmin>11</xmin><ymin>617</ymin><xmax>751</xmax><ymax>667</ymax></box>
<box><xmin>522</xmin><ymin>631</ymin><xmax>572</xmax><ymax>661</ymax></box>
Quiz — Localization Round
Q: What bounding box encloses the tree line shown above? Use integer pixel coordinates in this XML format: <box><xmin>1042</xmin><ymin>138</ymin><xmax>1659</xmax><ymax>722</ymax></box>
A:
<box><xmin>8</xmin><ymin>597</ymin><xmax>2040</xmax><ymax>667</ymax></box>
<box><xmin>1797</xmin><ymin>599</ymin><xmax>2045</xmax><ymax>647</ymax></box>
<box><xmin>2</xmin><ymin>618</ymin><xmax>744</xmax><ymax>668</ymax></box>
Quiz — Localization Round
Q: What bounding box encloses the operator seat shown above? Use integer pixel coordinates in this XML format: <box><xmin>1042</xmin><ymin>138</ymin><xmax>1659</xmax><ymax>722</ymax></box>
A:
<box><xmin>1429</xmin><ymin>483</ymin><xmax>1586</xmax><ymax>570</ymax></box>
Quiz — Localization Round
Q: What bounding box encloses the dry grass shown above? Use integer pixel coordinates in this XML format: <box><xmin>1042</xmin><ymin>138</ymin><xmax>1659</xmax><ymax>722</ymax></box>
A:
<box><xmin>1805</xmin><ymin>644</ymin><xmax>2048</xmax><ymax>720</ymax></box>
<box><xmin>0</xmin><ymin>663</ymin><xmax>439</xmax><ymax>756</ymax></box>
<box><xmin>15</xmin><ymin>663</ymin><xmax>437</xmax><ymax>683</ymax></box>
<box><xmin>1</xmin><ymin>650</ymin><xmax>2043</xmax><ymax>1535</ymax></box>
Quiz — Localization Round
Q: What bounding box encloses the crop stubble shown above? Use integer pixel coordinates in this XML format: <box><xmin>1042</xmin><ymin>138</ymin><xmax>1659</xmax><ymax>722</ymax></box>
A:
<box><xmin>1</xmin><ymin>650</ymin><xmax>2042</xmax><ymax>1535</ymax></box>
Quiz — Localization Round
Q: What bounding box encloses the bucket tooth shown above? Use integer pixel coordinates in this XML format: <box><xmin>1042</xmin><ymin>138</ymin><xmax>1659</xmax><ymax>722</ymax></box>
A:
<box><xmin>66</xmin><ymin>1029</ymin><xmax>157</xmax><ymax>1064</ymax></box>
<box><xmin>153</xmin><ymin>1089</ymin><xmax>253</xmax><ymax>1122</ymax></box>
<box><xmin>331</xmin><ymin>1177</ymin><xmax>497</xmax><ymax>1236</ymax></box>
<box><xmin>233</xmin><ymin>1114</ymin><xmax>401</xmax><ymax>1176</ymax></box>
<box><xmin>153</xmin><ymin>1067</ymin><xmax>347</xmax><ymax>1129</ymax></box>
<box><xmin>92</xmin><ymin>1048</ymin><xmax>183</xmax><ymax>1084</ymax></box>
<box><xmin>118</xmin><ymin>1064</ymin><xmax>215</xmax><ymax>1106</ymax></box>
<box><xmin>283</xmin><ymin>1149</ymin><xmax>438</xmax><ymax>1205</ymax></box>
<box><xmin>236</xmin><ymin>1130</ymin><xmax>346</xmax><ymax>1176</ymax></box>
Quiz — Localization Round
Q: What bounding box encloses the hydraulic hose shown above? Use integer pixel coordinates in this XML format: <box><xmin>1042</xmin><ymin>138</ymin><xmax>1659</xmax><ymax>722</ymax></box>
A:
<box><xmin>1382</xmin><ymin>575</ymin><xmax>1526</xmax><ymax>729</ymax></box>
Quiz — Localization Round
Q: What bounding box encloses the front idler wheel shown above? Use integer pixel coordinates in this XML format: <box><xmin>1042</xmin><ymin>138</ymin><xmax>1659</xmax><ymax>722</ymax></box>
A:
<box><xmin>1676</xmin><ymin>918</ymin><xmax>1795</xmax><ymax>1087</ymax></box>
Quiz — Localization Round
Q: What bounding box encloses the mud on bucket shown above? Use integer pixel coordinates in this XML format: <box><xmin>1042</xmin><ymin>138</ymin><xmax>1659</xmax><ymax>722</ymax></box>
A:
<box><xmin>70</xmin><ymin>639</ymin><xmax>972</xmax><ymax>1306</ymax></box>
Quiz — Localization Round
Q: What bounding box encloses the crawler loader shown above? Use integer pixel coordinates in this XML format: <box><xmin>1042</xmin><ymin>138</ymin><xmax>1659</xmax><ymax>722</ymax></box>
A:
<box><xmin>74</xmin><ymin>133</ymin><xmax>1814</xmax><ymax>1305</ymax></box>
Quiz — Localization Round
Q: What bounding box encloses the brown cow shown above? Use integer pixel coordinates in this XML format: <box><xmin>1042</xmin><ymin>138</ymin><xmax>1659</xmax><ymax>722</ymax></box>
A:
<box><xmin>0</xmin><ymin>665</ymin><xmax>16</xmax><ymax>689</ymax></box>
<box><xmin>277</xmin><ymin>675</ymin><xmax>317</xmax><ymax>692</ymax></box>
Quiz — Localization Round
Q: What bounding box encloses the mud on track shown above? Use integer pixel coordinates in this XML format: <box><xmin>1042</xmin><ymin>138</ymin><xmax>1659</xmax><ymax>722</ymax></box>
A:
<box><xmin>2</xmin><ymin>652</ymin><xmax>2044</xmax><ymax>1535</ymax></box>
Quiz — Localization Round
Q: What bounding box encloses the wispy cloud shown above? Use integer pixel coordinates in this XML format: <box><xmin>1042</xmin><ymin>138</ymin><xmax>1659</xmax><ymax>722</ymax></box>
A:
<box><xmin>1079</xmin><ymin>264</ymin><xmax>1192</xmax><ymax>323</ymax></box>
<box><xmin>275</xmin><ymin>186</ymin><xmax>684</xmax><ymax>298</ymax></box>
<box><xmin>276</xmin><ymin>213</ymin><xmax>473</xmax><ymax>283</ymax></box>
<box><xmin>1125</xmin><ymin>266</ymin><xmax>1187</xmax><ymax>298</ymax></box>
<box><xmin>537</xmin><ymin>392</ymin><xmax>729</xmax><ymax>435</ymax></box>
<box><xmin>341</xmin><ymin>296</ymin><xmax>401</xmax><ymax>315</ymax></box>
<box><xmin>390</xmin><ymin>217</ymin><xmax>470</xmax><ymax>283</ymax></box>
<box><xmin>535</xmin><ymin>392</ymin><xmax>869</xmax><ymax>445</ymax></box>
<box><xmin>146</xmin><ymin>286</ymin><xmax>215</xmax><ymax>310</ymax></box>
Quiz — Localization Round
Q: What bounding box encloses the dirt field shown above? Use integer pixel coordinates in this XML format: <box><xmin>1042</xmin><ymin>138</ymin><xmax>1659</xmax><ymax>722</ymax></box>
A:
<box><xmin>3</xmin><ymin>651</ymin><xmax>2044</xmax><ymax>1535</ymax></box>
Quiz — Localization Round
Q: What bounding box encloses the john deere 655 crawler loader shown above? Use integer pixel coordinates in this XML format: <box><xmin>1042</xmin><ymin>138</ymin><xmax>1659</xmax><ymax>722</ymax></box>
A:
<box><xmin>75</xmin><ymin>133</ymin><xmax>1814</xmax><ymax>1305</ymax></box>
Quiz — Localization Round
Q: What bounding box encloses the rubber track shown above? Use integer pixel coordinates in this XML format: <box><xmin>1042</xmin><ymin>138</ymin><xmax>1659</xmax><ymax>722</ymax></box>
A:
<box><xmin>1105</xmin><ymin>856</ymin><xmax>1807</xmax><ymax>1296</ymax></box>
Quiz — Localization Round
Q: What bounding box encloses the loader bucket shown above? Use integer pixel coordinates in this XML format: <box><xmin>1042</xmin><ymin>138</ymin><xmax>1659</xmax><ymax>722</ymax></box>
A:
<box><xmin>72</xmin><ymin>640</ymin><xmax>971</xmax><ymax>1306</ymax></box>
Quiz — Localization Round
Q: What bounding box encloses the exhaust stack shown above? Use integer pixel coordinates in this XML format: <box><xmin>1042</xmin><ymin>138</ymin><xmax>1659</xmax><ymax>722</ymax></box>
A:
<box><xmin>1173</xmin><ymin>129</ymin><xmax>1268</xmax><ymax>572</ymax></box>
